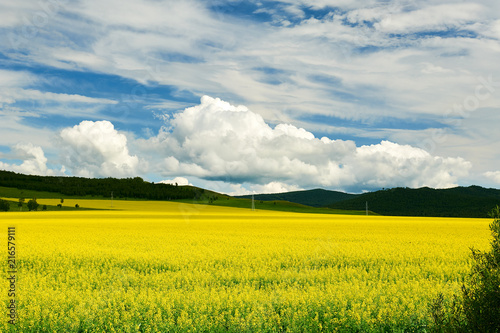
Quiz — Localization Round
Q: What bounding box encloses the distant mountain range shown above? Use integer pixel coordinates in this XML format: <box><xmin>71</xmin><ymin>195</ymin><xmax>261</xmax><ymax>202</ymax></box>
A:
<box><xmin>240</xmin><ymin>186</ymin><xmax>500</xmax><ymax>218</ymax></box>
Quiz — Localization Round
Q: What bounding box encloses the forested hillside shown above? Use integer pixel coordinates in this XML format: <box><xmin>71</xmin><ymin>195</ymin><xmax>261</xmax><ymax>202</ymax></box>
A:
<box><xmin>2</xmin><ymin>169</ymin><xmax>500</xmax><ymax>217</ymax></box>
<box><xmin>0</xmin><ymin>170</ymin><xmax>201</xmax><ymax>200</ymax></box>
<box><xmin>328</xmin><ymin>186</ymin><xmax>500</xmax><ymax>217</ymax></box>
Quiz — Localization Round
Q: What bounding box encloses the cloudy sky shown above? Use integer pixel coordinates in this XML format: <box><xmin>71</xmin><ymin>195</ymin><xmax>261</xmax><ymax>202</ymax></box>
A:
<box><xmin>0</xmin><ymin>0</ymin><xmax>499</xmax><ymax>194</ymax></box>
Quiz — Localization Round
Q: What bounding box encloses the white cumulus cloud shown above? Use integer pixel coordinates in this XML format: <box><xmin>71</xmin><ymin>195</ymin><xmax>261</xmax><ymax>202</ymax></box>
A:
<box><xmin>350</xmin><ymin>141</ymin><xmax>471</xmax><ymax>189</ymax></box>
<box><xmin>142</xmin><ymin>96</ymin><xmax>471</xmax><ymax>192</ymax></box>
<box><xmin>159</xmin><ymin>177</ymin><xmax>192</xmax><ymax>186</ymax></box>
<box><xmin>0</xmin><ymin>143</ymin><xmax>57</xmax><ymax>176</ymax></box>
<box><xmin>484</xmin><ymin>171</ymin><xmax>500</xmax><ymax>184</ymax></box>
<box><xmin>59</xmin><ymin>120</ymin><xmax>139</xmax><ymax>178</ymax></box>
<box><xmin>227</xmin><ymin>182</ymin><xmax>303</xmax><ymax>196</ymax></box>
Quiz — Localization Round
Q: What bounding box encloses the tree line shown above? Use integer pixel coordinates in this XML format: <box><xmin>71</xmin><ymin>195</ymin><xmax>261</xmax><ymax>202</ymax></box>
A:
<box><xmin>0</xmin><ymin>170</ymin><xmax>201</xmax><ymax>201</ymax></box>
<box><xmin>329</xmin><ymin>186</ymin><xmax>500</xmax><ymax>218</ymax></box>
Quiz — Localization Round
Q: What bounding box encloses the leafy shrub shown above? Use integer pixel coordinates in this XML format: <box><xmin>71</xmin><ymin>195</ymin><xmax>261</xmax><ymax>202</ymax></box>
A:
<box><xmin>430</xmin><ymin>205</ymin><xmax>500</xmax><ymax>332</ymax></box>
<box><xmin>0</xmin><ymin>199</ymin><xmax>10</xmax><ymax>212</ymax></box>
<box><xmin>461</xmin><ymin>205</ymin><xmax>500</xmax><ymax>332</ymax></box>
<box><xmin>27</xmin><ymin>198</ymin><xmax>39</xmax><ymax>211</ymax></box>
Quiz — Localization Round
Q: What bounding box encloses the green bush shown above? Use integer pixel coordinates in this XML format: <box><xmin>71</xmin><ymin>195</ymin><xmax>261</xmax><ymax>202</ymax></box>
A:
<box><xmin>431</xmin><ymin>205</ymin><xmax>500</xmax><ymax>332</ymax></box>
<box><xmin>0</xmin><ymin>199</ymin><xmax>10</xmax><ymax>212</ymax></box>
<box><xmin>461</xmin><ymin>205</ymin><xmax>500</xmax><ymax>332</ymax></box>
<box><xmin>27</xmin><ymin>198</ymin><xmax>39</xmax><ymax>211</ymax></box>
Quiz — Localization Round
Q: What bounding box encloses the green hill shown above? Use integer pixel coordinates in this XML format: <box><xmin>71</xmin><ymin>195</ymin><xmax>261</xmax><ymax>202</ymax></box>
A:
<box><xmin>0</xmin><ymin>170</ymin><xmax>366</xmax><ymax>215</ymax></box>
<box><xmin>328</xmin><ymin>186</ymin><xmax>500</xmax><ymax>218</ymax></box>
<box><xmin>235</xmin><ymin>188</ymin><xmax>357</xmax><ymax>207</ymax></box>
<box><xmin>3</xmin><ymin>169</ymin><xmax>499</xmax><ymax>217</ymax></box>
<box><xmin>0</xmin><ymin>170</ymin><xmax>206</xmax><ymax>201</ymax></box>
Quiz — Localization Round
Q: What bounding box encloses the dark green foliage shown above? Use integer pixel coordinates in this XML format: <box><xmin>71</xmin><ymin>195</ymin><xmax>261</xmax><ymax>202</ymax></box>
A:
<box><xmin>42</xmin><ymin>205</ymin><xmax>47</xmax><ymax>211</ymax></box>
<box><xmin>0</xmin><ymin>170</ymin><xmax>200</xmax><ymax>201</ymax></box>
<box><xmin>329</xmin><ymin>186</ymin><xmax>500</xmax><ymax>217</ymax></box>
<box><xmin>460</xmin><ymin>206</ymin><xmax>500</xmax><ymax>332</ymax></box>
<box><xmin>429</xmin><ymin>293</ymin><xmax>464</xmax><ymax>332</ymax></box>
<box><xmin>430</xmin><ymin>206</ymin><xmax>500</xmax><ymax>332</ymax></box>
<box><xmin>75</xmin><ymin>204</ymin><xmax>79</xmax><ymax>208</ymax></box>
<box><xmin>208</xmin><ymin>196</ymin><xmax>219</xmax><ymax>204</ymax></box>
<box><xmin>239</xmin><ymin>186</ymin><xmax>500</xmax><ymax>217</ymax></box>
<box><xmin>27</xmin><ymin>198</ymin><xmax>39</xmax><ymax>211</ymax></box>
<box><xmin>429</xmin><ymin>294</ymin><xmax>447</xmax><ymax>331</ymax></box>
<box><xmin>0</xmin><ymin>198</ymin><xmax>10</xmax><ymax>211</ymax></box>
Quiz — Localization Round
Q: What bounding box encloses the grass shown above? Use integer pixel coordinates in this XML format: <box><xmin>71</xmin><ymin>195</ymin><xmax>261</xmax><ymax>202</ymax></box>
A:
<box><xmin>0</xmin><ymin>199</ymin><xmax>490</xmax><ymax>332</ymax></box>
<box><xmin>1</xmin><ymin>198</ymin><xmax>100</xmax><ymax>212</ymax></box>
<box><xmin>0</xmin><ymin>185</ymin><xmax>370</xmax><ymax>215</ymax></box>
<box><xmin>179</xmin><ymin>197</ymin><xmax>372</xmax><ymax>215</ymax></box>
<box><xmin>0</xmin><ymin>186</ymin><xmax>107</xmax><ymax>200</ymax></box>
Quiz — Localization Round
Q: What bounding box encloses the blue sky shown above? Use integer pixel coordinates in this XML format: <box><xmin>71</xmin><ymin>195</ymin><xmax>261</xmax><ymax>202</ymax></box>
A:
<box><xmin>0</xmin><ymin>0</ymin><xmax>499</xmax><ymax>194</ymax></box>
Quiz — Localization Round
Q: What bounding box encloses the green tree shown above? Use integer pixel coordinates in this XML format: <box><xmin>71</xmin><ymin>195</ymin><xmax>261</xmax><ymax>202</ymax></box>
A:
<box><xmin>460</xmin><ymin>205</ymin><xmax>500</xmax><ymax>331</ymax></box>
<box><xmin>0</xmin><ymin>199</ymin><xmax>10</xmax><ymax>212</ymax></box>
<box><xmin>27</xmin><ymin>198</ymin><xmax>39</xmax><ymax>211</ymax></box>
<box><xmin>431</xmin><ymin>205</ymin><xmax>500</xmax><ymax>332</ymax></box>
<box><xmin>18</xmin><ymin>197</ymin><xmax>25</xmax><ymax>211</ymax></box>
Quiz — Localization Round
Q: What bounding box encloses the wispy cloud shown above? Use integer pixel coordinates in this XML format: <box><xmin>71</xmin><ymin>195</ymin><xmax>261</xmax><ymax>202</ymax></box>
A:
<box><xmin>5</xmin><ymin>88</ymin><xmax>117</xmax><ymax>104</ymax></box>
<box><xmin>0</xmin><ymin>0</ymin><xmax>499</xmax><ymax>191</ymax></box>
<box><xmin>375</xmin><ymin>3</ymin><xmax>484</xmax><ymax>34</ymax></box>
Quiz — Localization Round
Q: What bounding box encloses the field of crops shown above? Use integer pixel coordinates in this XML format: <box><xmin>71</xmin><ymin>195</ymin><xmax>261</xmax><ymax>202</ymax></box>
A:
<box><xmin>1</xmin><ymin>199</ymin><xmax>491</xmax><ymax>332</ymax></box>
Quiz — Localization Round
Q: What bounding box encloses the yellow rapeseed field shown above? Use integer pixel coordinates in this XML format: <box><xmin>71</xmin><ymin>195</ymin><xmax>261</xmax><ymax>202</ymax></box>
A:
<box><xmin>1</xmin><ymin>199</ymin><xmax>491</xmax><ymax>332</ymax></box>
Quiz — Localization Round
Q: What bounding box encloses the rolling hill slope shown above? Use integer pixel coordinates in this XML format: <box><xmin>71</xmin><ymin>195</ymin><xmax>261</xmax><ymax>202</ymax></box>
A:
<box><xmin>328</xmin><ymin>186</ymin><xmax>500</xmax><ymax>218</ymax></box>
<box><xmin>3</xmin><ymin>169</ymin><xmax>499</xmax><ymax>217</ymax></box>
<box><xmin>0</xmin><ymin>170</ymin><xmax>367</xmax><ymax>215</ymax></box>
<box><xmin>235</xmin><ymin>188</ymin><xmax>358</xmax><ymax>207</ymax></box>
<box><xmin>0</xmin><ymin>170</ymin><xmax>213</xmax><ymax>201</ymax></box>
